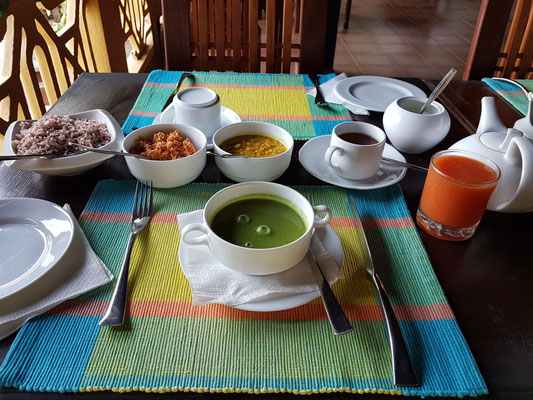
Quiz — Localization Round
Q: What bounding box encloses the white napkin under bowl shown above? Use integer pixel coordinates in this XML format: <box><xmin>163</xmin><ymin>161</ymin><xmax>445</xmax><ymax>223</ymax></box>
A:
<box><xmin>177</xmin><ymin>210</ymin><xmax>343</xmax><ymax>308</ymax></box>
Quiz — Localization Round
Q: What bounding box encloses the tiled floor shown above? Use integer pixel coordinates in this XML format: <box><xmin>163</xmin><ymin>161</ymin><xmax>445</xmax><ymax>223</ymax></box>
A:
<box><xmin>334</xmin><ymin>0</ymin><xmax>482</xmax><ymax>80</ymax></box>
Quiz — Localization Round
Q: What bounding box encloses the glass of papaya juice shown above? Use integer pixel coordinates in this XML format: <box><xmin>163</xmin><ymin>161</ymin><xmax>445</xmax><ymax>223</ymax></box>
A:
<box><xmin>417</xmin><ymin>149</ymin><xmax>500</xmax><ymax>241</ymax></box>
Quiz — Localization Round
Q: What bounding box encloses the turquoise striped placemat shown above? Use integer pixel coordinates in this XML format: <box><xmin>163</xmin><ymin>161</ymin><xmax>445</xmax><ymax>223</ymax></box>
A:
<box><xmin>0</xmin><ymin>181</ymin><xmax>487</xmax><ymax>396</ymax></box>
<box><xmin>121</xmin><ymin>70</ymin><xmax>352</xmax><ymax>137</ymax></box>
<box><xmin>482</xmin><ymin>78</ymin><xmax>533</xmax><ymax>115</ymax></box>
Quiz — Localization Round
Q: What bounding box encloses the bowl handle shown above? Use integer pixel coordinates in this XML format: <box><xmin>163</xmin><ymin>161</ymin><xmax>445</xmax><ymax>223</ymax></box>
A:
<box><xmin>312</xmin><ymin>205</ymin><xmax>332</xmax><ymax>228</ymax></box>
<box><xmin>181</xmin><ymin>223</ymin><xmax>209</xmax><ymax>246</ymax></box>
<box><xmin>325</xmin><ymin>146</ymin><xmax>342</xmax><ymax>171</ymax></box>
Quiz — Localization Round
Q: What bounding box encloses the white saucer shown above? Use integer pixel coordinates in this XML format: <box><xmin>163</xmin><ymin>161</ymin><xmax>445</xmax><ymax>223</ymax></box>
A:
<box><xmin>298</xmin><ymin>135</ymin><xmax>407</xmax><ymax>190</ymax></box>
<box><xmin>178</xmin><ymin>225</ymin><xmax>343</xmax><ymax>312</ymax></box>
<box><xmin>334</xmin><ymin>76</ymin><xmax>427</xmax><ymax>112</ymax></box>
<box><xmin>0</xmin><ymin>198</ymin><xmax>74</xmax><ymax>300</ymax></box>
<box><xmin>153</xmin><ymin>105</ymin><xmax>241</xmax><ymax>149</ymax></box>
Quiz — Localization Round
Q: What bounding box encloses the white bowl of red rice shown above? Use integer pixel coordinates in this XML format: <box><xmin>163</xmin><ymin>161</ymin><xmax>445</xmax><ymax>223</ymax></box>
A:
<box><xmin>3</xmin><ymin>109</ymin><xmax>123</xmax><ymax>176</ymax></box>
<box><xmin>121</xmin><ymin>123</ymin><xmax>207</xmax><ymax>188</ymax></box>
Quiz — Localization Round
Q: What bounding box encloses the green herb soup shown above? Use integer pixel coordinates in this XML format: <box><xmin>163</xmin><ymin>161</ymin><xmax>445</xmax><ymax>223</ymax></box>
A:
<box><xmin>210</xmin><ymin>195</ymin><xmax>307</xmax><ymax>249</ymax></box>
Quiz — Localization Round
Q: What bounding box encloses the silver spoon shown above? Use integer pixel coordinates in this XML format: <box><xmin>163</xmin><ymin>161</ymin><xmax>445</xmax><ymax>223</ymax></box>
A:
<box><xmin>419</xmin><ymin>67</ymin><xmax>457</xmax><ymax>114</ymax></box>
<box><xmin>206</xmin><ymin>150</ymin><xmax>249</xmax><ymax>159</ymax></box>
<box><xmin>382</xmin><ymin>156</ymin><xmax>428</xmax><ymax>173</ymax></box>
<box><xmin>67</xmin><ymin>142</ymin><xmax>147</xmax><ymax>159</ymax></box>
<box><xmin>0</xmin><ymin>153</ymin><xmax>62</xmax><ymax>161</ymax></box>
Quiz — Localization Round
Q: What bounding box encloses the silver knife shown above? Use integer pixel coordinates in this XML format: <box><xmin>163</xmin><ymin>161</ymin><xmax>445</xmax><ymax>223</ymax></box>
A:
<box><xmin>160</xmin><ymin>72</ymin><xmax>194</xmax><ymax>112</ymax></box>
<box><xmin>348</xmin><ymin>196</ymin><xmax>419</xmax><ymax>387</ymax></box>
<box><xmin>307</xmin><ymin>241</ymin><xmax>352</xmax><ymax>335</ymax></box>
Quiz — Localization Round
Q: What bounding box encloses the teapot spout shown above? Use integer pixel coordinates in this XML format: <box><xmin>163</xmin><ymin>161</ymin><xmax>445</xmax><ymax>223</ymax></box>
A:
<box><xmin>476</xmin><ymin>97</ymin><xmax>507</xmax><ymax>134</ymax></box>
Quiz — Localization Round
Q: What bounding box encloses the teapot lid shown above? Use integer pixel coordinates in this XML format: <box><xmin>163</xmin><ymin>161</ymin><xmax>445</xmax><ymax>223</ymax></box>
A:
<box><xmin>480</xmin><ymin>128</ymin><xmax>522</xmax><ymax>153</ymax></box>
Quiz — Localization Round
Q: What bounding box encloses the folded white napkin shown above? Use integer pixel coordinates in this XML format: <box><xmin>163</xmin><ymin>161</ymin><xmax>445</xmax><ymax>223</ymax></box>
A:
<box><xmin>177</xmin><ymin>210</ymin><xmax>343</xmax><ymax>307</ymax></box>
<box><xmin>306</xmin><ymin>73</ymin><xmax>370</xmax><ymax>116</ymax></box>
<box><xmin>0</xmin><ymin>204</ymin><xmax>113</xmax><ymax>340</ymax></box>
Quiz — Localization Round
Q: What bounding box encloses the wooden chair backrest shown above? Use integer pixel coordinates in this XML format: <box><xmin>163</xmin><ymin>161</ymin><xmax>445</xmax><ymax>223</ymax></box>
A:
<box><xmin>498</xmin><ymin>0</ymin><xmax>533</xmax><ymax>78</ymax></box>
<box><xmin>161</xmin><ymin>0</ymin><xmax>337</xmax><ymax>74</ymax></box>
<box><xmin>464</xmin><ymin>0</ymin><xmax>533</xmax><ymax>80</ymax></box>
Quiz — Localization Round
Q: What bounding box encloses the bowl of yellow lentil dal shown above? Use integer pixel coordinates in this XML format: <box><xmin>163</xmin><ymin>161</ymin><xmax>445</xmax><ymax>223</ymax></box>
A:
<box><xmin>212</xmin><ymin>122</ymin><xmax>294</xmax><ymax>182</ymax></box>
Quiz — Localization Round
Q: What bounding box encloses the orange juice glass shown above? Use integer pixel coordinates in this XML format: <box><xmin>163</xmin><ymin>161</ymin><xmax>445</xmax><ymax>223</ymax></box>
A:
<box><xmin>417</xmin><ymin>149</ymin><xmax>500</xmax><ymax>241</ymax></box>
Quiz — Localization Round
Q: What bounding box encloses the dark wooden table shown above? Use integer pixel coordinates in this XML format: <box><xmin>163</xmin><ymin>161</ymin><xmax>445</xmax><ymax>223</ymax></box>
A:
<box><xmin>0</xmin><ymin>73</ymin><xmax>532</xmax><ymax>400</ymax></box>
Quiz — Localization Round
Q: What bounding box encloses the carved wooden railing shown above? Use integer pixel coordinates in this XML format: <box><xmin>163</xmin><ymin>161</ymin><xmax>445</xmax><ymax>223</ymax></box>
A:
<box><xmin>0</xmin><ymin>0</ymin><xmax>162</xmax><ymax>136</ymax></box>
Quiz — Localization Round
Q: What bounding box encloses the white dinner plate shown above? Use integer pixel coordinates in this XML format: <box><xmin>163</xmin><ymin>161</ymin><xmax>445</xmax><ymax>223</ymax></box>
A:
<box><xmin>0</xmin><ymin>198</ymin><xmax>74</xmax><ymax>300</ymax></box>
<box><xmin>178</xmin><ymin>225</ymin><xmax>343</xmax><ymax>312</ymax></box>
<box><xmin>298</xmin><ymin>135</ymin><xmax>407</xmax><ymax>190</ymax></box>
<box><xmin>153</xmin><ymin>105</ymin><xmax>241</xmax><ymax>149</ymax></box>
<box><xmin>334</xmin><ymin>76</ymin><xmax>427</xmax><ymax>112</ymax></box>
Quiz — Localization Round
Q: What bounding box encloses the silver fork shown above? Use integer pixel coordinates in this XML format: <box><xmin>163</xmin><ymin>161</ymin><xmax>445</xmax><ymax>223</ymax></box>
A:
<box><xmin>311</xmin><ymin>74</ymin><xmax>328</xmax><ymax>107</ymax></box>
<box><xmin>99</xmin><ymin>181</ymin><xmax>153</xmax><ymax>326</ymax></box>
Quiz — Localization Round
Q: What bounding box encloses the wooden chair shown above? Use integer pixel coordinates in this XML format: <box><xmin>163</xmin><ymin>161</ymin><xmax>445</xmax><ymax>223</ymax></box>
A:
<box><xmin>464</xmin><ymin>0</ymin><xmax>533</xmax><ymax>80</ymax></box>
<box><xmin>161</xmin><ymin>0</ymin><xmax>340</xmax><ymax>74</ymax></box>
<box><xmin>343</xmin><ymin>0</ymin><xmax>352</xmax><ymax>30</ymax></box>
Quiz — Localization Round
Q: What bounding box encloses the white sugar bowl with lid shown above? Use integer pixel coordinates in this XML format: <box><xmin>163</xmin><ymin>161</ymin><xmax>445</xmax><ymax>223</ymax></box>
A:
<box><xmin>383</xmin><ymin>96</ymin><xmax>451</xmax><ymax>154</ymax></box>
<box><xmin>173</xmin><ymin>87</ymin><xmax>221</xmax><ymax>139</ymax></box>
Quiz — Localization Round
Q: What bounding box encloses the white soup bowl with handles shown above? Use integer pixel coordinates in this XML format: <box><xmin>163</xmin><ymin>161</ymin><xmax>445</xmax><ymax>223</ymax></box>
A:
<box><xmin>180</xmin><ymin>181</ymin><xmax>332</xmax><ymax>275</ymax></box>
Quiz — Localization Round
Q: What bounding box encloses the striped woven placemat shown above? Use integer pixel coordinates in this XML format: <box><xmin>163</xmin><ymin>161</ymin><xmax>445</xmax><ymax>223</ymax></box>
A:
<box><xmin>482</xmin><ymin>78</ymin><xmax>533</xmax><ymax>115</ymax></box>
<box><xmin>0</xmin><ymin>180</ymin><xmax>487</xmax><ymax>396</ymax></box>
<box><xmin>121</xmin><ymin>70</ymin><xmax>352</xmax><ymax>138</ymax></box>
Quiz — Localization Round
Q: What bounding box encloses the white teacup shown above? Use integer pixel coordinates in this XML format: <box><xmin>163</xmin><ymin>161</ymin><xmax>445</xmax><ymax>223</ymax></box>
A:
<box><xmin>180</xmin><ymin>181</ymin><xmax>332</xmax><ymax>275</ymax></box>
<box><xmin>173</xmin><ymin>87</ymin><xmax>222</xmax><ymax>139</ymax></box>
<box><xmin>325</xmin><ymin>121</ymin><xmax>386</xmax><ymax>180</ymax></box>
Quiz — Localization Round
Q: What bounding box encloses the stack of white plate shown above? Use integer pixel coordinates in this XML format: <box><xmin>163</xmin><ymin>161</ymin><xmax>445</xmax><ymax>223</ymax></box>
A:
<box><xmin>0</xmin><ymin>198</ymin><xmax>74</xmax><ymax>300</ymax></box>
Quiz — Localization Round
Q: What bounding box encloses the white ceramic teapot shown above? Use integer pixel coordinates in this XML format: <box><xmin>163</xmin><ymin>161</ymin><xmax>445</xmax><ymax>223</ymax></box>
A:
<box><xmin>449</xmin><ymin>96</ymin><xmax>533</xmax><ymax>213</ymax></box>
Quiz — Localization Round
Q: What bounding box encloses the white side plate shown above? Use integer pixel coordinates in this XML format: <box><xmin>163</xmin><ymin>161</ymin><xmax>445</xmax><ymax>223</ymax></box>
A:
<box><xmin>334</xmin><ymin>76</ymin><xmax>427</xmax><ymax>112</ymax></box>
<box><xmin>0</xmin><ymin>198</ymin><xmax>74</xmax><ymax>299</ymax></box>
<box><xmin>153</xmin><ymin>105</ymin><xmax>241</xmax><ymax>150</ymax></box>
<box><xmin>153</xmin><ymin>105</ymin><xmax>241</xmax><ymax>127</ymax></box>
